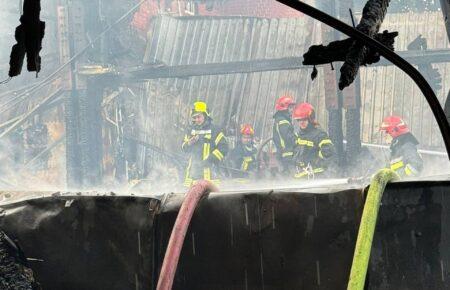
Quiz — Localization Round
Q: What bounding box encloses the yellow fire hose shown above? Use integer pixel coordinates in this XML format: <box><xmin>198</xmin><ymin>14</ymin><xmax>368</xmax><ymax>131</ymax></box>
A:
<box><xmin>347</xmin><ymin>169</ymin><xmax>400</xmax><ymax>290</ymax></box>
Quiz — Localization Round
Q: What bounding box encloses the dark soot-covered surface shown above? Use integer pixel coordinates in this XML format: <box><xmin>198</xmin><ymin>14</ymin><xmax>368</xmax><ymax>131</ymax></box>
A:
<box><xmin>0</xmin><ymin>181</ymin><xmax>449</xmax><ymax>289</ymax></box>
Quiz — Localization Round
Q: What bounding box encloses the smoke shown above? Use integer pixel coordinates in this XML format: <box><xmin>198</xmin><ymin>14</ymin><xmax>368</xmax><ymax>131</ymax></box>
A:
<box><xmin>0</xmin><ymin>0</ymin><xmax>449</xmax><ymax>198</ymax></box>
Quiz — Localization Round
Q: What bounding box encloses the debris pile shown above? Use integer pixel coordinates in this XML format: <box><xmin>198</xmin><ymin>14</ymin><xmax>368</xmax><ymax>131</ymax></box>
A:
<box><xmin>0</xmin><ymin>231</ymin><xmax>40</xmax><ymax>290</ymax></box>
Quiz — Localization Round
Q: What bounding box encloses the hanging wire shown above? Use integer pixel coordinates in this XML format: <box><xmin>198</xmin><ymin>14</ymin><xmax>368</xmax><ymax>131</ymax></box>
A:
<box><xmin>0</xmin><ymin>77</ymin><xmax>12</xmax><ymax>85</ymax></box>
<box><xmin>0</xmin><ymin>0</ymin><xmax>149</xmax><ymax>112</ymax></box>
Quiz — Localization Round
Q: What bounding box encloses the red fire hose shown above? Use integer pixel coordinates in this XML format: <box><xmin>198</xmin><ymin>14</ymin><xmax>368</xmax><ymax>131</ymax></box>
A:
<box><xmin>156</xmin><ymin>180</ymin><xmax>218</xmax><ymax>290</ymax></box>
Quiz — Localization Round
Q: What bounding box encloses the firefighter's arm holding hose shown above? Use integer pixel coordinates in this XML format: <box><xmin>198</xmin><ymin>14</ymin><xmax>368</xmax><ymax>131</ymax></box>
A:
<box><xmin>317</xmin><ymin>132</ymin><xmax>335</xmax><ymax>161</ymax></box>
<box><xmin>390</xmin><ymin>143</ymin><xmax>423</xmax><ymax>177</ymax></box>
<box><xmin>208</xmin><ymin>130</ymin><xmax>229</xmax><ymax>165</ymax></box>
<box><xmin>181</xmin><ymin>132</ymin><xmax>199</xmax><ymax>153</ymax></box>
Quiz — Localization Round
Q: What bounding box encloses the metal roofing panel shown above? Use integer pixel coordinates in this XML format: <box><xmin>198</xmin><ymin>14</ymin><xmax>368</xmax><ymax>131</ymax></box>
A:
<box><xmin>140</xmin><ymin>11</ymin><xmax>450</xmax><ymax>161</ymax></box>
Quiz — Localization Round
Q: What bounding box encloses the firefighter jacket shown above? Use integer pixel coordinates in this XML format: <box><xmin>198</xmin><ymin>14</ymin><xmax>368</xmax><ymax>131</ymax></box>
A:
<box><xmin>181</xmin><ymin>118</ymin><xmax>228</xmax><ymax>186</ymax></box>
<box><xmin>272</xmin><ymin>111</ymin><xmax>296</xmax><ymax>171</ymax></box>
<box><xmin>229</xmin><ymin>142</ymin><xmax>258</xmax><ymax>179</ymax></box>
<box><xmin>388</xmin><ymin>132</ymin><xmax>423</xmax><ymax>178</ymax></box>
<box><xmin>294</xmin><ymin>125</ymin><xmax>335</xmax><ymax>179</ymax></box>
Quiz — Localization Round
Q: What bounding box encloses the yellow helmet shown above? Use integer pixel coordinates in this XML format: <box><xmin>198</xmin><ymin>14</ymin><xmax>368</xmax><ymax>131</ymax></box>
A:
<box><xmin>191</xmin><ymin>101</ymin><xmax>210</xmax><ymax>117</ymax></box>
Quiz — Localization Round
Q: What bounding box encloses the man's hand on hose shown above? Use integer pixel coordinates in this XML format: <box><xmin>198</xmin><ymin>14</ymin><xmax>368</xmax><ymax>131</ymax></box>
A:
<box><xmin>188</xmin><ymin>135</ymin><xmax>199</xmax><ymax>146</ymax></box>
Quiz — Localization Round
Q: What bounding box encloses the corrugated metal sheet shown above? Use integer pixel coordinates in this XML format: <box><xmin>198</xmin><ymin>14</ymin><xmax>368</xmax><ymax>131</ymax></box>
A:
<box><xmin>141</xmin><ymin>12</ymin><xmax>450</xmax><ymax>154</ymax></box>
<box><xmin>142</xmin><ymin>15</ymin><xmax>325</xmax><ymax>144</ymax></box>
<box><xmin>359</xmin><ymin>11</ymin><xmax>450</xmax><ymax>149</ymax></box>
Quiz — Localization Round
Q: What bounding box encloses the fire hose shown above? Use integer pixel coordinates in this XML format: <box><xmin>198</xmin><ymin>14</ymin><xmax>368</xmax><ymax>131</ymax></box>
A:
<box><xmin>156</xmin><ymin>180</ymin><xmax>218</xmax><ymax>290</ymax></box>
<box><xmin>347</xmin><ymin>169</ymin><xmax>399</xmax><ymax>290</ymax></box>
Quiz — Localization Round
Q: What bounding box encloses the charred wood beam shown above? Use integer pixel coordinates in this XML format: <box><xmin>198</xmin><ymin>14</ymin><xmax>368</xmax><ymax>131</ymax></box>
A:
<box><xmin>124</xmin><ymin>57</ymin><xmax>304</xmax><ymax>81</ymax></box>
<box><xmin>303</xmin><ymin>30</ymin><xmax>398</xmax><ymax>66</ymax></box>
<box><xmin>78</xmin><ymin>78</ymin><xmax>104</xmax><ymax>188</ymax></box>
<box><xmin>375</xmin><ymin>49</ymin><xmax>450</xmax><ymax>66</ymax></box>
<box><xmin>64</xmin><ymin>89</ymin><xmax>82</xmax><ymax>189</ymax></box>
<box><xmin>407</xmin><ymin>36</ymin><xmax>442</xmax><ymax>95</ymax></box>
<box><xmin>339</xmin><ymin>0</ymin><xmax>390</xmax><ymax>90</ymax></box>
<box><xmin>125</xmin><ymin>49</ymin><xmax>450</xmax><ymax>81</ymax></box>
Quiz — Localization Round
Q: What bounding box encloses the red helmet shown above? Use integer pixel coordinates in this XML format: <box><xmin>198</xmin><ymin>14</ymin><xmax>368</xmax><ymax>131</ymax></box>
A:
<box><xmin>293</xmin><ymin>102</ymin><xmax>315</xmax><ymax>120</ymax></box>
<box><xmin>275</xmin><ymin>96</ymin><xmax>295</xmax><ymax>111</ymax></box>
<box><xmin>240</xmin><ymin>124</ymin><xmax>255</xmax><ymax>136</ymax></box>
<box><xmin>380</xmin><ymin>116</ymin><xmax>409</xmax><ymax>138</ymax></box>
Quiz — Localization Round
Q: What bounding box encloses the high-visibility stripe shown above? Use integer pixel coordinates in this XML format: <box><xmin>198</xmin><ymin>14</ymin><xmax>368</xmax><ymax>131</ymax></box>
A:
<box><xmin>215</xmin><ymin>132</ymin><xmax>225</xmax><ymax>145</ymax></box>
<box><xmin>204</xmin><ymin>168</ymin><xmax>211</xmax><ymax>180</ymax></box>
<box><xmin>294</xmin><ymin>167</ymin><xmax>325</xmax><ymax>179</ymax></box>
<box><xmin>404</xmin><ymin>165</ymin><xmax>413</xmax><ymax>176</ymax></box>
<box><xmin>313</xmin><ymin>168</ymin><xmax>324</xmax><ymax>173</ymax></box>
<box><xmin>203</xmin><ymin>143</ymin><xmax>210</xmax><ymax>160</ymax></box>
<box><xmin>297</xmin><ymin>139</ymin><xmax>314</xmax><ymax>147</ymax></box>
<box><xmin>242</xmin><ymin>157</ymin><xmax>253</xmax><ymax>171</ymax></box>
<box><xmin>294</xmin><ymin>171</ymin><xmax>308</xmax><ymax>178</ymax></box>
<box><xmin>212</xmin><ymin>149</ymin><xmax>224</xmax><ymax>161</ymax></box>
<box><xmin>242</xmin><ymin>161</ymin><xmax>249</xmax><ymax>171</ymax></box>
<box><xmin>390</xmin><ymin>160</ymin><xmax>405</xmax><ymax>171</ymax></box>
<box><xmin>276</xmin><ymin>119</ymin><xmax>291</xmax><ymax>150</ymax></box>
<box><xmin>282</xmin><ymin>152</ymin><xmax>294</xmax><ymax>158</ymax></box>
<box><xmin>319</xmin><ymin>139</ymin><xmax>333</xmax><ymax>147</ymax></box>
<box><xmin>276</xmin><ymin>124</ymin><xmax>286</xmax><ymax>149</ymax></box>
<box><xmin>191</xmin><ymin>129</ymin><xmax>212</xmax><ymax>135</ymax></box>
<box><xmin>184</xmin><ymin>158</ymin><xmax>193</xmax><ymax>186</ymax></box>
<box><xmin>404</xmin><ymin>164</ymin><xmax>418</xmax><ymax>176</ymax></box>
<box><xmin>182</xmin><ymin>134</ymin><xmax>190</xmax><ymax>149</ymax></box>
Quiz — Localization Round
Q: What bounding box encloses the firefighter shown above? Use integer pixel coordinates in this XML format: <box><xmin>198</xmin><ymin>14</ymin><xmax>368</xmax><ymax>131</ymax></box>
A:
<box><xmin>229</xmin><ymin>124</ymin><xmax>258</xmax><ymax>179</ymax></box>
<box><xmin>181</xmin><ymin>101</ymin><xmax>228</xmax><ymax>187</ymax></box>
<box><xmin>292</xmin><ymin>103</ymin><xmax>335</xmax><ymax>179</ymax></box>
<box><xmin>272</xmin><ymin>95</ymin><xmax>296</xmax><ymax>173</ymax></box>
<box><xmin>380</xmin><ymin>116</ymin><xmax>423</xmax><ymax>178</ymax></box>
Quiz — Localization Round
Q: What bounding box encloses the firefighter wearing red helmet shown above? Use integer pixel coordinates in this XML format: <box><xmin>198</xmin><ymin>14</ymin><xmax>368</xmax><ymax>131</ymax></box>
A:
<box><xmin>272</xmin><ymin>95</ymin><xmax>296</xmax><ymax>172</ymax></box>
<box><xmin>292</xmin><ymin>103</ymin><xmax>335</xmax><ymax>179</ymax></box>
<box><xmin>181</xmin><ymin>101</ymin><xmax>228</xmax><ymax>187</ymax></box>
<box><xmin>380</xmin><ymin>116</ymin><xmax>423</xmax><ymax>177</ymax></box>
<box><xmin>228</xmin><ymin>124</ymin><xmax>258</xmax><ymax>179</ymax></box>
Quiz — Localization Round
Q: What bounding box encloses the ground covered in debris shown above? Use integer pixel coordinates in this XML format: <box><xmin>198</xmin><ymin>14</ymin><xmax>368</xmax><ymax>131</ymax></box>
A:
<box><xmin>0</xmin><ymin>231</ymin><xmax>39</xmax><ymax>290</ymax></box>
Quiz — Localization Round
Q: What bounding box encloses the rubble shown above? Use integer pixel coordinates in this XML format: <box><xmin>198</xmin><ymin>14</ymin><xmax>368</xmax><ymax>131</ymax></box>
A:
<box><xmin>0</xmin><ymin>231</ymin><xmax>39</xmax><ymax>290</ymax></box>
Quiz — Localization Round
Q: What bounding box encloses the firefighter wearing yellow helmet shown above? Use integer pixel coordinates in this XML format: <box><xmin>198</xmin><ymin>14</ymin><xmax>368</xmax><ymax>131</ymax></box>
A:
<box><xmin>181</xmin><ymin>101</ymin><xmax>228</xmax><ymax>187</ymax></box>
